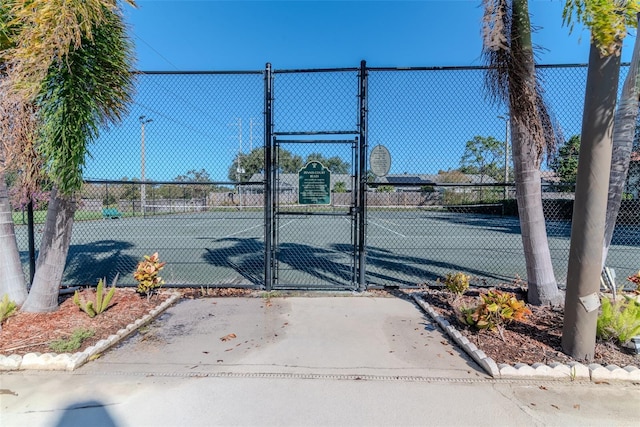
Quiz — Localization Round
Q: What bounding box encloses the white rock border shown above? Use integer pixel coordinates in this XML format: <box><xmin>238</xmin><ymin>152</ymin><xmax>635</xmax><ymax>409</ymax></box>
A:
<box><xmin>412</xmin><ymin>294</ymin><xmax>640</xmax><ymax>382</ymax></box>
<box><xmin>0</xmin><ymin>291</ymin><xmax>181</xmax><ymax>372</ymax></box>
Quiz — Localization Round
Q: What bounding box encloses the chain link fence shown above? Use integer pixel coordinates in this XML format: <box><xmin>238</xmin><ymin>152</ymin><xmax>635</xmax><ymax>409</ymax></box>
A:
<box><xmin>10</xmin><ymin>64</ymin><xmax>640</xmax><ymax>289</ymax></box>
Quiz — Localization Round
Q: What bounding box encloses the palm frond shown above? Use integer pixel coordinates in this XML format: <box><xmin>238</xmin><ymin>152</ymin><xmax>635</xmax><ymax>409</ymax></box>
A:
<box><xmin>482</xmin><ymin>0</ymin><xmax>561</xmax><ymax>165</ymax></box>
<box><xmin>4</xmin><ymin>0</ymin><xmax>136</xmax><ymax>100</ymax></box>
<box><xmin>36</xmin><ymin>5</ymin><xmax>135</xmax><ymax>193</ymax></box>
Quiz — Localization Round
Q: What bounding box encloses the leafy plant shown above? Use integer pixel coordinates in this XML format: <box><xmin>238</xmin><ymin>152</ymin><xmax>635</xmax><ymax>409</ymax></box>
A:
<box><xmin>459</xmin><ymin>290</ymin><xmax>531</xmax><ymax>340</ymax></box>
<box><xmin>134</xmin><ymin>252</ymin><xmax>166</xmax><ymax>298</ymax></box>
<box><xmin>73</xmin><ymin>275</ymin><xmax>117</xmax><ymax>318</ymax></box>
<box><xmin>49</xmin><ymin>328</ymin><xmax>95</xmax><ymax>353</ymax></box>
<box><xmin>443</xmin><ymin>272</ymin><xmax>470</xmax><ymax>296</ymax></box>
<box><xmin>0</xmin><ymin>294</ymin><xmax>18</xmax><ymax>326</ymax></box>
<box><xmin>597</xmin><ymin>296</ymin><xmax>640</xmax><ymax>344</ymax></box>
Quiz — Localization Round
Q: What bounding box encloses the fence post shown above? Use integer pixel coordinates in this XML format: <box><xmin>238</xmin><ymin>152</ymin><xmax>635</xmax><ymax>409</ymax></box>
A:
<box><xmin>264</xmin><ymin>63</ymin><xmax>274</xmax><ymax>291</ymax></box>
<box><xmin>357</xmin><ymin>60</ymin><xmax>368</xmax><ymax>291</ymax></box>
<box><xmin>27</xmin><ymin>200</ymin><xmax>36</xmax><ymax>287</ymax></box>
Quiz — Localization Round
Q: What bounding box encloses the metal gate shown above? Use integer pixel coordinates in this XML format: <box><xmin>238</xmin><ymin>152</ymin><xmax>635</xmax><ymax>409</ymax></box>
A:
<box><xmin>264</xmin><ymin>62</ymin><xmax>368</xmax><ymax>290</ymax></box>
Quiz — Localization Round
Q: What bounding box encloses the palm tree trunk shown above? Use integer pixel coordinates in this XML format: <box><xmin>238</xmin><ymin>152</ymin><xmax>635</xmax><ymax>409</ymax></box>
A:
<box><xmin>602</xmin><ymin>14</ymin><xmax>640</xmax><ymax>267</ymax></box>
<box><xmin>21</xmin><ymin>188</ymin><xmax>75</xmax><ymax>312</ymax></box>
<box><xmin>0</xmin><ymin>169</ymin><xmax>28</xmax><ymax>306</ymax></box>
<box><xmin>562</xmin><ymin>42</ymin><xmax>621</xmax><ymax>361</ymax></box>
<box><xmin>509</xmin><ymin>0</ymin><xmax>561</xmax><ymax>306</ymax></box>
<box><xmin>511</xmin><ymin>123</ymin><xmax>562</xmax><ymax>306</ymax></box>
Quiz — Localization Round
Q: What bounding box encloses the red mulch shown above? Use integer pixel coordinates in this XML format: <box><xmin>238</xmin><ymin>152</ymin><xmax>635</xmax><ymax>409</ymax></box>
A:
<box><xmin>419</xmin><ymin>287</ymin><xmax>640</xmax><ymax>368</ymax></box>
<box><xmin>0</xmin><ymin>288</ymin><xmax>172</xmax><ymax>356</ymax></box>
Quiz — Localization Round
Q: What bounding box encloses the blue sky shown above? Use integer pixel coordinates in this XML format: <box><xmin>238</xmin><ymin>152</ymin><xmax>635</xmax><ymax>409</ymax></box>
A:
<box><xmin>87</xmin><ymin>1</ymin><xmax>637</xmax><ymax>182</ymax></box>
<box><xmin>125</xmin><ymin>0</ymin><xmax>637</xmax><ymax>71</ymax></box>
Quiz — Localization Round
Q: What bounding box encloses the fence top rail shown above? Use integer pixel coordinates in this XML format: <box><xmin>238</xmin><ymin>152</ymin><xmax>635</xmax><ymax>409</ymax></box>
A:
<box><xmin>84</xmin><ymin>179</ymin><xmax>237</xmax><ymax>186</ymax></box>
<box><xmin>134</xmin><ymin>70</ymin><xmax>263</xmax><ymax>75</ymax></box>
<box><xmin>273</xmin><ymin>67</ymin><xmax>359</xmax><ymax>74</ymax></box>
<box><xmin>131</xmin><ymin>62</ymin><xmax>631</xmax><ymax>76</ymax></box>
<box><xmin>274</xmin><ymin>130</ymin><xmax>359</xmax><ymax>136</ymax></box>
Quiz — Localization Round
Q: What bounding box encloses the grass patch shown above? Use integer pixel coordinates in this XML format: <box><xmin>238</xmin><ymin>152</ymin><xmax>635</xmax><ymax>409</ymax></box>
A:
<box><xmin>12</xmin><ymin>210</ymin><xmax>132</xmax><ymax>224</ymax></box>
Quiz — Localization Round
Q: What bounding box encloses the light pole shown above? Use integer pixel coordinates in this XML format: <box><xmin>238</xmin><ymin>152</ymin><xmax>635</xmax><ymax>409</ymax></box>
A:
<box><xmin>140</xmin><ymin>115</ymin><xmax>152</xmax><ymax>215</ymax></box>
<box><xmin>498</xmin><ymin>115</ymin><xmax>510</xmax><ymax>200</ymax></box>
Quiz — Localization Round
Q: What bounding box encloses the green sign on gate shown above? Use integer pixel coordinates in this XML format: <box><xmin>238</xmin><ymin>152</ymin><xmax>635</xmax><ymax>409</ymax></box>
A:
<box><xmin>298</xmin><ymin>161</ymin><xmax>331</xmax><ymax>205</ymax></box>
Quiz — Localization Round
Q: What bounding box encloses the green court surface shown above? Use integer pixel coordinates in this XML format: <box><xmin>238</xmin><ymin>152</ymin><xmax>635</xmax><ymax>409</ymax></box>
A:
<box><xmin>13</xmin><ymin>208</ymin><xmax>640</xmax><ymax>290</ymax></box>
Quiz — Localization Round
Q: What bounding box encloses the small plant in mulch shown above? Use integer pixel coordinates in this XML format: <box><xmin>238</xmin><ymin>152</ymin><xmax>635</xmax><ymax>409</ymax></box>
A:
<box><xmin>49</xmin><ymin>328</ymin><xmax>95</xmax><ymax>353</ymax></box>
<box><xmin>441</xmin><ymin>272</ymin><xmax>470</xmax><ymax>297</ymax></box>
<box><xmin>597</xmin><ymin>295</ymin><xmax>640</xmax><ymax>345</ymax></box>
<box><xmin>134</xmin><ymin>252</ymin><xmax>166</xmax><ymax>300</ymax></box>
<box><xmin>0</xmin><ymin>294</ymin><xmax>18</xmax><ymax>330</ymax></box>
<box><xmin>73</xmin><ymin>276</ymin><xmax>117</xmax><ymax>318</ymax></box>
<box><xmin>458</xmin><ymin>289</ymin><xmax>532</xmax><ymax>341</ymax></box>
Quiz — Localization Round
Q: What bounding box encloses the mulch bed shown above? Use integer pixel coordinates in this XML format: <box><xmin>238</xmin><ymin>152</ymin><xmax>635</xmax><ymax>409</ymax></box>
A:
<box><xmin>418</xmin><ymin>287</ymin><xmax>640</xmax><ymax>368</ymax></box>
<box><xmin>0</xmin><ymin>288</ymin><xmax>172</xmax><ymax>357</ymax></box>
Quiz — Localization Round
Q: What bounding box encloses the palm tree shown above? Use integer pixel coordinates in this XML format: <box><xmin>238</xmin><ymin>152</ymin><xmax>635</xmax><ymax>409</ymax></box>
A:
<box><xmin>3</xmin><ymin>0</ymin><xmax>136</xmax><ymax>312</ymax></box>
<box><xmin>22</xmin><ymin>5</ymin><xmax>135</xmax><ymax>312</ymax></box>
<box><xmin>0</xmin><ymin>9</ymin><xmax>30</xmax><ymax>306</ymax></box>
<box><xmin>482</xmin><ymin>0</ymin><xmax>562</xmax><ymax>306</ymax></box>
<box><xmin>561</xmin><ymin>0</ymin><xmax>638</xmax><ymax>360</ymax></box>
<box><xmin>0</xmin><ymin>168</ymin><xmax>27</xmax><ymax>305</ymax></box>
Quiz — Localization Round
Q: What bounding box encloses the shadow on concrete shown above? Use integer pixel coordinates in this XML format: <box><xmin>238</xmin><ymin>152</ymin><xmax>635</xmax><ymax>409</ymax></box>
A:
<box><xmin>54</xmin><ymin>400</ymin><xmax>119</xmax><ymax>427</ymax></box>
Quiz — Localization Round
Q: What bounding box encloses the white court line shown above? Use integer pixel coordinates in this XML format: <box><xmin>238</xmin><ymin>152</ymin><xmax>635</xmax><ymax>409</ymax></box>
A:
<box><xmin>375</xmin><ymin>218</ymin><xmax>401</xmax><ymax>227</ymax></box>
<box><xmin>367</xmin><ymin>220</ymin><xmax>407</xmax><ymax>238</ymax></box>
<box><xmin>277</xmin><ymin>219</ymin><xmax>296</xmax><ymax>230</ymax></box>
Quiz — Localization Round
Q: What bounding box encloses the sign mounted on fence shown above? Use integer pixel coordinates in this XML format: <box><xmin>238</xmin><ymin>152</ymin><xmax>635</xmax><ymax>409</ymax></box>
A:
<box><xmin>370</xmin><ymin>145</ymin><xmax>391</xmax><ymax>177</ymax></box>
<box><xmin>298</xmin><ymin>161</ymin><xmax>331</xmax><ymax>205</ymax></box>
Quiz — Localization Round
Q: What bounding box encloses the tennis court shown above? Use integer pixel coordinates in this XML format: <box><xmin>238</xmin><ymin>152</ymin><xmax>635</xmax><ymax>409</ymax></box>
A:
<box><xmin>14</xmin><ymin>206</ymin><xmax>640</xmax><ymax>290</ymax></box>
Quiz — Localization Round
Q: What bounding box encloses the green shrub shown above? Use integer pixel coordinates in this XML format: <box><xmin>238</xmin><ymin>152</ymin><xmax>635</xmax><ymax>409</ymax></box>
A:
<box><xmin>443</xmin><ymin>272</ymin><xmax>470</xmax><ymax>296</ymax></box>
<box><xmin>49</xmin><ymin>328</ymin><xmax>95</xmax><ymax>353</ymax></box>
<box><xmin>597</xmin><ymin>296</ymin><xmax>640</xmax><ymax>344</ymax></box>
<box><xmin>73</xmin><ymin>276</ymin><xmax>117</xmax><ymax>318</ymax></box>
<box><xmin>0</xmin><ymin>294</ymin><xmax>18</xmax><ymax>326</ymax></box>
<box><xmin>460</xmin><ymin>289</ymin><xmax>531</xmax><ymax>333</ymax></box>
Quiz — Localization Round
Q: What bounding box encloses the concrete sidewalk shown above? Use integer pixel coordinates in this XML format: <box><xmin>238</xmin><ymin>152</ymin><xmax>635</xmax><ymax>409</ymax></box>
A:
<box><xmin>1</xmin><ymin>296</ymin><xmax>639</xmax><ymax>426</ymax></box>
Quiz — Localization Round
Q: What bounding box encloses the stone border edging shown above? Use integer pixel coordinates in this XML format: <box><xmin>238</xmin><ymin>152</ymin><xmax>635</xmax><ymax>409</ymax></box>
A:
<box><xmin>412</xmin><ymin>294</ymin><xmax>640</xmax><ymax>382</ymax></box>
<box><xmin>0</xmin><ymin>292</ymin><xmax>181</xmax><ymax>372</ymax></box>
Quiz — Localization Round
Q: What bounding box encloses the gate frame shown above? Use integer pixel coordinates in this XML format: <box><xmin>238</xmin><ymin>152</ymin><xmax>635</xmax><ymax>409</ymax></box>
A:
<box><xmin>263</xmin><ymin>61</ymin><xmax>368</xmax><ymax>291</ymax></box>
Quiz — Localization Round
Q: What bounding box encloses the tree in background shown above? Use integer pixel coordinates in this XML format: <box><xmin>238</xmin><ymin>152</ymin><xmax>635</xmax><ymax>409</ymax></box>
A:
<box><xmin>1</xmin><ymin>0</ymin><xmax>137</xmax><ymax>312</ymax></box>
<box><xmin>228</xmin><ymin>148</ymin><xmax>302</xmax><ymax>182</ymax></box>
<box><xmin>306</xmin><ymin>153</ymin><xmax>350</xmax><ymax>174</ymax></box>
<box><xmin>550</xmin><ymin>135</ymin><xmax>581</xmax><ymax>191</ymax></box>
<box><xmin>482</xmin><ymin>0</ymin><xmax>563</xmax><ymax>306</ymax></box>
<box><xmin>333</xmin><ymin>181</ymin><xmax>347</xmax><ymax>193</ymax></box>
<box><xmin>437</xmin><ymin>169</ymin><xmax>470</xmax><ymax>183</ymax></box>
<box><xmin>460</xmin><ymin>135</ymin><xmax>505</xmax><ymax>182</ymax></box>
<box><xmin>120</xmin><ymin>177</ymin><xmax>141</xmax><ymax>202</ymax></box>
<box><xmin>376</xmin><ymin>185</ymin><xmax>395</xmax><ymax>193</ymax></box>
<box><xmin>228</xmin><ymin>148</ymin><xmax>350</xmax><ymax>182</ymax></box>
<box><xmin>562</xmin><ymin>0</ymin><xmax>639</xmax><ymax>361</ymax></box>
<box><xmin>175</xmin><ymin>168</ymin><xmax>214</xmax><ymax>200</ymax></box>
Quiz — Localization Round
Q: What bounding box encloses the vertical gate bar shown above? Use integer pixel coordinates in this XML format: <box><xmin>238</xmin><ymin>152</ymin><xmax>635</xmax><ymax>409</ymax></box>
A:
<box><xmin>264</xmin><ymin>63</ymin><xmax>273</xmax><ymax>291</ymax></box>
<box><xmin>358</xmin><ymin>60</ymin><xmax>368</xmax><ymax>291</ymax></box>
<box><xmin>352</xmin><ymin>137</ymin><xmax>359</xmax><ymax>288</ymax></box>
<box><xmin>273</xmin><ymin>138</ymin><xmax>280</xmax><ymax>286</ymax></box>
